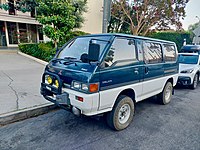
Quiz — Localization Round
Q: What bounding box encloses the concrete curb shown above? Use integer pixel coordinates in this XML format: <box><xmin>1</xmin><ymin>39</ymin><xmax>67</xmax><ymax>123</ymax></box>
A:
<box><xmin>0</xmin><ymin>104</ymin><xmax>58</xmax><ymax>126</ymax></box>
<box><xmin>18</xmin><ymin>51</ymin><xmax>48</xmax><ymax>66</ymax></box>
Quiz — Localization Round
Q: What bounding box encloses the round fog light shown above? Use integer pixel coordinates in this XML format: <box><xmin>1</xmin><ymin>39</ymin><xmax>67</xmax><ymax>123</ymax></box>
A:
<box><xmin>47</xmin><ymin>76</ymin><xmax>53</xmax><ymax>84</ymax></box>
<box><xmin>55</xmin><ymin>80</ymin><xmax>59</xmax><ymax>88</ymax></box>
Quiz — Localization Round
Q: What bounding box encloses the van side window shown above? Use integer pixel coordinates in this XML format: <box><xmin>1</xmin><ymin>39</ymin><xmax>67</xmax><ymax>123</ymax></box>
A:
<box><xmin>102</xmin><ymin>38</ymin><xmax>137</xmax><ymax>68</ymax></box>
<box><xmin>163</xmin><ymin>44</ymin><xmax>176</xmax><ymax>62</ymax></box>
<box><xmin>144</xmin><ymin>42</ymin><xmax>162</xmax><ymax>64</ymax></box>
<box><xmin>136</xmin><ymin>40</ymin><xmax>144</xmax><ymax>61</ymax></box>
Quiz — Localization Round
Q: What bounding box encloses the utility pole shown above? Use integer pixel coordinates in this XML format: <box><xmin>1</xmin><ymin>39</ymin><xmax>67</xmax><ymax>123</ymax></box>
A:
<box><xmin>102</xmin><ymin>0</ymin><xmax>111</xmax><ymax>33</ymax></box>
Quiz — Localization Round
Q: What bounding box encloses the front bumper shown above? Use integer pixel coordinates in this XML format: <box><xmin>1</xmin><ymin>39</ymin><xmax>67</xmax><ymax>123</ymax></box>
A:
<box><xmin>177</xmin><ymin>76</ymin><xmax>192</xmax><ymax>85</ymax></box>
<box><xmin>40</xmin><ymin>72</ymin><xmax>99</xmax><ymax>116</ymax></box>
<box><xmin>40</xmin><ymin>80</ymin><xmax>72</xmax><ymax>111</ymax></box>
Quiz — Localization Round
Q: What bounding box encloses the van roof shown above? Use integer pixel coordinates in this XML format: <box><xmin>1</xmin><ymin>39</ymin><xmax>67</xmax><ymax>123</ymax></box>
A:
<box><xmin>80</xmin><ymin>33</ymin><xmax>176</xmax><ymax>44</ymax></box>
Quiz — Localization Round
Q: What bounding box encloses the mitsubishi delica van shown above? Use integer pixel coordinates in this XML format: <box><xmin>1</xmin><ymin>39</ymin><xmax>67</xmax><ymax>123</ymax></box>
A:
<box><xmin>40</xmin><ymin>34</ymin><xmax>179</xmax><ymax>130</ymax></box>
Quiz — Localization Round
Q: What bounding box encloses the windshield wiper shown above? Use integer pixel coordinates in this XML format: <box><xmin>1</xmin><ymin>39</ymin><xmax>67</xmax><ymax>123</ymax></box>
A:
<box><xmin>51</xmin><ymin>57</ymin><xmax>79</xmax><ymax>64</ymax></box>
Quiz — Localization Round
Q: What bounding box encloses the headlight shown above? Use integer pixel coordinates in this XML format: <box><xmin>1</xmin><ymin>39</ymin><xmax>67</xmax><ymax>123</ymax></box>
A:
<box><xmin>71</xmin><ymin>81</ymin><xmax>99</xmax><ymax>93</ymax></box>
<box><xmin>72</xmin><ymin>81</ymin><xmax>81</xmax><ymax>89</ymax></box>
<box><xmin>81</xmin><ymin>83</ymin><xmax>89</xmax><ymax>91</ymax></box>
<box><xmin>46</xmin><ymin>75</ymin><xmax>53</xmax><ymax>84</ymax></box>
<box><xmin>181</xmin><ymin>69</ymin><xmax>194</xmax><ymax>73</ymax></box>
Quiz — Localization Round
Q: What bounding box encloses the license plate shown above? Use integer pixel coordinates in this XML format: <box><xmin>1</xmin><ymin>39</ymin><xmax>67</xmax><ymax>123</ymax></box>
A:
<box><xmin>56</xmin><ymin>93</ymin><xmax>69</xmax><ymax>104</ymax></box>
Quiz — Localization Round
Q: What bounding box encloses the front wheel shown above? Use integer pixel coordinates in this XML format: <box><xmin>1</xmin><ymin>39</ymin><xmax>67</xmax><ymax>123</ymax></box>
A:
<box><xmin>190</xmin><ymin>74</ymin><xmax>199</xmax><ymax>89</ymax></box>
<box><xmin>106</xmin><ymin>95</ymin><xmax>134</xmax><ymax>131</ymax></box>
<box><xmin>158</xmin><ymin>82</ymin><xmax>173</xmax><ymax>105</ymax></box>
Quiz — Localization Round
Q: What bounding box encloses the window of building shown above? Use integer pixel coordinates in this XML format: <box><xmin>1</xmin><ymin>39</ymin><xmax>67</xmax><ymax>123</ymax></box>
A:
<box><xmin>27</xmin><ymin>24</ymin><xmax>37</xmax><ymax>43</ymax></box>
<box><xmin>163</xmin><ymin>44</ymin><xmax>176</xmax><ymax>62</ymax></box>
<box><xmin>31</xmin><ymin>9</ymin><xmax>36</xmax><ymax>18</ymax></box>
<box><xmin>102</xmin><ymin>38</ymin><xmax>137</xmax><ymax>68</ymax></box>
<box><xmin>7</xmin><ymin>22</ymin><xmax>18</xmax><ymax>44</ymax></box>
<box><xmin>0</xmin><ymin>21</ymin><xmax>7</xmax><ymax>46</ymax></box>
<box><xmin>143</xmin><ymin>42</ymin><xmax>162</xmax><ymax>64</ymax></box>
<box><xmin>8</xmin><ymin>0</ymin><xmax>15</xmax><ymax>15</ymax></box>
<box><xmin>38</xmin><ymin>25</ymin><xmax>44</xmax><ymax>41</ymax></box>
<box><xmin>19</xmin><ymin>23</ymin><xmax>28</xmax><ymax>43</ymax></box>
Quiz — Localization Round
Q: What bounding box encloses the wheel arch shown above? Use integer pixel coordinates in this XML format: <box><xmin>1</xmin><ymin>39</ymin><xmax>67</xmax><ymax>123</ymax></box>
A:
<box><xmin>167</xmin><ymin>77</ymin><xmax>173</xmax><ymax>85</ymax></box>
<box><xmin>196</xmin><ymin>71</ymin><xmax>200</xmax><ymax>77</ymax></box>
<box><xmin>116</xmin><ymin>88</ymin><xmax>136</xmax><ymax>104</ymax></box>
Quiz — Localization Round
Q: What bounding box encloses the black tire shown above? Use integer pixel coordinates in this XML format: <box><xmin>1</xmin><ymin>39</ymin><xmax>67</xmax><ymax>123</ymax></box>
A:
<box><xmin>190</xmin><ymin>74</ymin><xmax>199</xmax><ymax>89</ymax></box>
<box><xmin>158</xmin><ymin>82</ymin><xmax>173</xmax><ymax>105</ymax></box>
<box><xmin>106</xmin><ymin>95</ymin><xmax>134</xmax><ymax>131</ymax></box>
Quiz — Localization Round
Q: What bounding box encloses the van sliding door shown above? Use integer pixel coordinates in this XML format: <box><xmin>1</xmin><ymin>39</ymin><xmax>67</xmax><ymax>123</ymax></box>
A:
<box><xmin>142</xmin><ymin>41</ymin><xmax>164</xmax><ymax>98</ymax></box>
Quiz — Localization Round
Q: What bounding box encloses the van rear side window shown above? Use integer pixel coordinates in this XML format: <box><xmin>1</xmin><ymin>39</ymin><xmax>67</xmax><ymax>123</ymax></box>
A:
<box><xmin>144</xmin><ymin>42</ymin><xmax>162</xmax><ymax>64</ymax></box>
<box><xmin>163</xmin><ymin>44</ymin><xmax>176</xmax><ymax>62</ymax></box>
<box><xmin>102</xmin><ymin>38</ymin><xmax>137</xmax><ymax>68</ymax></box>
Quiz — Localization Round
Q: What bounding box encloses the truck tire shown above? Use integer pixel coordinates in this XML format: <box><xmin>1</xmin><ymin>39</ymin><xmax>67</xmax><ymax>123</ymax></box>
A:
<box><xmin>158</xmin><ymin>82</ymin><xmax>173</xmax><ymax>105</ymax></box>
<box><xmin>190</xmin><ymin>74</ymin><xmax>198</xmax><ymax>89</ymax></box>
<box><xmin>106</xmin><ymin>95</ymin><xmax>134</xmax><ymax>131</ymax></box>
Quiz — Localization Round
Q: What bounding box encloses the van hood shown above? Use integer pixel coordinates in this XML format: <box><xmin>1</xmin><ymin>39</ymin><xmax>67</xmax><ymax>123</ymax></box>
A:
<box><xmin>45</xmin><ymin>61</ymin><xmax>97</xmax><ymax>85</ymax></box>
<box><xmin>179</xmin><ymin>63</ymin><xmax>196</xmax><ymax>73</ymax></box>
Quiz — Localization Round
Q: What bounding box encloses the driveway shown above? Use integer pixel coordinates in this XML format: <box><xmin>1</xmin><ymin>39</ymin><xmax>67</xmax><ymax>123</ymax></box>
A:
<box><xmin>0</xmin><ymin>52</ymin><xmax>50</xmax><ymax>115</ymax></box>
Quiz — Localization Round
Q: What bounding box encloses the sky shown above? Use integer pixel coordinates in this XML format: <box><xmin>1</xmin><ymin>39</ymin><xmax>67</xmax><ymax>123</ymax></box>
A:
<box><xmin>182</xmin><ymin>0</ymin><xmax>200</xmax><ymax>30</ymax></box>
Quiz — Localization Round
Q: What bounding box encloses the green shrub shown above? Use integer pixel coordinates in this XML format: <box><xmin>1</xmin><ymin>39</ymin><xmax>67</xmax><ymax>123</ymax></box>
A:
<box><xmin>18</xmin><ymin>31</ymin><xmax>89</xmax><ymax>61</ymax></box>
<box><xmin>18</xmin><ymin>43</ymin><xmax>56</xmax><ymax>62</ymax></box>
<box><xmin>147</xmin><ymin>31</ymin><xmax>193</xmax><ymax>51</ymax></box>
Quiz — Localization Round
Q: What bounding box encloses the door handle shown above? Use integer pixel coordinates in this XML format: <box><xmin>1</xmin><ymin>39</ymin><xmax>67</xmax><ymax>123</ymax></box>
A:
<box><xmin>134</xmin><ymin>68</ymin><xmax>139</xmax><ymax>74</ymax></box>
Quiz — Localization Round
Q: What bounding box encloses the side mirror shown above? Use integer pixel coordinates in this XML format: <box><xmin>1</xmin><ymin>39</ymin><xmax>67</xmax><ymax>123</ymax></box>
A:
<box><xmin>88</xmin><ymin>43</ymin><xmax>100</xmax><ymax>62</ymax></box>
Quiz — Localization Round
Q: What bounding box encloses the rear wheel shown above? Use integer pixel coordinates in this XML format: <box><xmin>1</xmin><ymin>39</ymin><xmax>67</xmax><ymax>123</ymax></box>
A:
<box><xmin>190</xmin><ymin>74</ymin><xmax>198</xmax><ymax>89</ymax></box>
<box><xmin>106</xmin><ymin>95</ymin><xmax>134</xmax><ymax>131</ymax></box>
<box><xmin>158</xmin><ymin>82</ymin><xmax>173</xmax><ymax>105</ymax></box>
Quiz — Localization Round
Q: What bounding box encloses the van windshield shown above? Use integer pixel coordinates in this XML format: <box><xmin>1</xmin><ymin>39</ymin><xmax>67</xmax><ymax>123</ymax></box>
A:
<box><xmin>178</xmin><ymin>55</ymin><xmax>199</xmax><ymax>64</ymax></box>
<box><xmin>56</xmin><ymin>36</ymin><xmax>111</xmax><ymax>61</ymax></box>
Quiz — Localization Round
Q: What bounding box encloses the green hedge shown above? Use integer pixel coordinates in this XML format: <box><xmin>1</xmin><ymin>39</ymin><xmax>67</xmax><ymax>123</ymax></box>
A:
<box><xmin>18</xmin><ymin>42</ymin><xmax>56</xmax><ymax>62</ymax></box>
<box><xmin>18</xmin><ymin>31</ymin><xmax>89</xmax><ymax>62</ymax></box>
<box><xmin>147</xmin><ymin>31</ymin><xmax>193</xmax><ymax>51</ymax></box>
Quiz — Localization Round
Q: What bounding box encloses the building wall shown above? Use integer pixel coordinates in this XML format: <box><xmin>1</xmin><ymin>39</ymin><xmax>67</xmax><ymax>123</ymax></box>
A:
<box><xmin>0</xmin><ymin>0</ymin><xmax>42</xmax><ymax>47</ymax></box>
<box><xmin>0</xmin><ymin>0</ymin><xmax>104</xmax><ymax>47</ymax></box>
<box><xmin>80</xmin><ymin>0</ymin><xmax>103</xmax><ymax>34</ymax></box>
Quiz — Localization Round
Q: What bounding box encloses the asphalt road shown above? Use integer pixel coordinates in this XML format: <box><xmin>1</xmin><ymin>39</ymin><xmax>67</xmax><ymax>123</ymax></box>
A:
<box><xmin>0</xmin><ymin>86</ymin><xmax>200</xmax><ymax>150</ymax></box>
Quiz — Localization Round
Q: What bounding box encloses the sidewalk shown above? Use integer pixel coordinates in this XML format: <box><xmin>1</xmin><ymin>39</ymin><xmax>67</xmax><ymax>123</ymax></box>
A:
<box><xmin>0</xmin><ymin>50</ymin><xmax>54</xmax><ymax>126</ymax></box>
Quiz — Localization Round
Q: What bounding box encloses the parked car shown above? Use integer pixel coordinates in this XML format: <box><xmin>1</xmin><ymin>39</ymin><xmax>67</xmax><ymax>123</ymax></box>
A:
<box><xmin>177</xmin><ymin>53</ymin><xmax>200</xmax><ymax>89</ymax></box>
<box><xmin>180</xmin><ymin>45</ymin><xmax>200</xmax><ymax>54</ymax></box>
<box><xmin>40</xmin><ymin>33</ymin><xmax>179</xmax><ymax>130</ymax></box>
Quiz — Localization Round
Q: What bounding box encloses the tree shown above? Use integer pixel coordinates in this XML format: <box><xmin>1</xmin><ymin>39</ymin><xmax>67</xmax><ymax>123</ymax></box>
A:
<box><xmin>36</xmin><ymin>0</ymin><xmax>87</xmax><ymax>48</ymax></box>
<box><xmin>108</xmin><ymin>3</ymin><xmax>130</xmax><ymax>33</ymax></box>
<box><xmin>16</xmin><ymin>0</ymin><xmax>38</xmax><ymax>14</ymax></box>
<box><xmin>148</xmin><ymin>31</ymin><xmax>192</xmax><ymax>51</ymax></box>
<box><xmin>109</xmin><ymin>0</ymin><xmax>189</xmax><ymax>36</ymax></box>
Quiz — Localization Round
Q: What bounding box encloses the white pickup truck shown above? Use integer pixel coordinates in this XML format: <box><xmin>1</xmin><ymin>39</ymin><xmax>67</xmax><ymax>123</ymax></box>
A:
<box><xmin>178</xmin><ymin>53</ymin><xmax>200</xmax><ymax>89</ymax></box>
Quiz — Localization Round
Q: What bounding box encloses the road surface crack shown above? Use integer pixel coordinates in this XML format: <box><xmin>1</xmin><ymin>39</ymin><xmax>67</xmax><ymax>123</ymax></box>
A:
<box><xmin>2</xmin><ymin>71</ymin><xmax>19</xmax><ymax>110</ymax></box>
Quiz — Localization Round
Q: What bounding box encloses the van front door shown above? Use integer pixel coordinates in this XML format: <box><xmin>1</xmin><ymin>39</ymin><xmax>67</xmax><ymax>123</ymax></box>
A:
<box><xmin>98</xmin><ymin>37</ymin><xmax>143</xmax><ymax>110</ymax></box>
